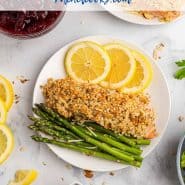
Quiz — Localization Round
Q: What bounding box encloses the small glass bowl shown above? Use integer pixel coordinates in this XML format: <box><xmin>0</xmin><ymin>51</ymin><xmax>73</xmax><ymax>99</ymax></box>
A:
<box><xmin>0</xmin><ymin>11</ymin><xmax>65</xmax><ymax>39</ymax></box>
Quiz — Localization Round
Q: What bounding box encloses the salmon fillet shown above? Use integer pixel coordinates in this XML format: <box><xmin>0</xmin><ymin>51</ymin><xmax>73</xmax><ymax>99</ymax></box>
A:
<box><xmin>42</xmin><ymin>77</ymin><xmax>156</xmax><ymax>138</ymax></box>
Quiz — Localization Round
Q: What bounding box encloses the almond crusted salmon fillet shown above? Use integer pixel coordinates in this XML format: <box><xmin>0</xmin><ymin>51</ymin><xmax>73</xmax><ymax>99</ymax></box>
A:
<box><xmin>42</xmin><ymin>77</ymin><xmax>156</xmax><ymax>139</ymax></box>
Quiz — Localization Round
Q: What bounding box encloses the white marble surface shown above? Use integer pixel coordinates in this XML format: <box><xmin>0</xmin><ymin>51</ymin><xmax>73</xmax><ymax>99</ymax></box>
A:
<box><xmin>1</xmin><ymin>11</ymin><xmax>185</xmax><ymax>185</ymax></box>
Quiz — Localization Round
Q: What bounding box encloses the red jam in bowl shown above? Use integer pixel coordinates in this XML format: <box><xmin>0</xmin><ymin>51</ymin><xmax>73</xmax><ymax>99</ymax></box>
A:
<box><xmin>0</xmin><ymin>11</ymin><xmax>64</xmax><ymax>38</ymax></box>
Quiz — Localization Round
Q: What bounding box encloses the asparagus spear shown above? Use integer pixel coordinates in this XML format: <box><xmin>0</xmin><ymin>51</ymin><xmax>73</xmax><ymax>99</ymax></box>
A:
<box><xmin>113</xmin><ymin>148</ymin><xmax>143</xmax><ymax>162</ymax></box>
<box><xmin>84</xmin><ymin>122</ymin><xmax>137</xmax><ymax>147</ymax></box>
<box><xmin>28</xmin><ymin>116</ymin><xmax>78</xmax><ymax>139</ymax></box>
<box><xmin>29</xmin><ymin>124</ymin><xmax>71</xmax><ymax>139</ymax></box>
<box><xmin>32</xmin><ymin>135</ymin><xmax>141</xmax><ymax>167</ymax></box>
<box><xmin>77</xmin><ymin>126</ymin><xmax>142</xmax><ymax>155</ymax></box>
<box><xmin>84</xmin><ymin>122</ymin><xmax>150</xmax><ymax>146</ymax></box>
<box><xmin>29</xmin><ymin>124</ymin><xmax>97</xmax><ymax>149</ymax></box>
<box><xmin>129</xmin><ymin>138</ymin><xmax>151</xmax><ymax>145</ymax></box>
<box><xmin>32</xmin><ymin>107</ymin><xmax>52</xmax><ymax>121</ymax></box>
<box><xmin>34</xmin><ymin>104</ymin><xmax>136</xmax><ymax>162</ymax></box>
<box><xmin>29</xmin><ymin>117</ymin><xmax>97</xmax><ymax>149</ymax></box>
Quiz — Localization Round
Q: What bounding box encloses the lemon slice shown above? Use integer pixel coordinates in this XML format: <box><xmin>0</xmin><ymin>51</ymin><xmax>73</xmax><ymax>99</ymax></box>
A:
<box><xmin>8</xmin><ymin>170</ymin><xmax>38</xmax><ymax>185</ymax></box>
<box><xmin>121</xmin><ymin>50</ymin><xmax>153</xmax><ymax>93</ymax></box>
<box><xmin>100</xmin><ymin>43</ymin><xmax>136</xmax><ymax>89</ymax></box>
<box><xmin>0</xmin><ymin>124</ymin><xmax>14</xmax><ymax>164</ymax></box>
<box><xmin>0</xmin><ymin>75</ymin><xmax>14</xmax><ymax>110</ymax></box>
<box><xmin>0</xmin><ymin>99</ymin><xmax>7</xmax><ymax>124</ymax></box>
<box><xmin>65</xmin><ymin>41</ymin><xmax>111</xmax><ymax>83</ymax></box>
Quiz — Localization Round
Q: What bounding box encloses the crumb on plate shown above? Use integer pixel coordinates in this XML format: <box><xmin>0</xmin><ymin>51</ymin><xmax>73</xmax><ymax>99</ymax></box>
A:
<box><xmin>153</xmin><ymin>43</ymin><xmax>165</xmax><ymax>60</ymax></box>
<box><xmin>84</xmin><ymin>170</ymin><xmax>94</xmax><ymax>178</ymax></box>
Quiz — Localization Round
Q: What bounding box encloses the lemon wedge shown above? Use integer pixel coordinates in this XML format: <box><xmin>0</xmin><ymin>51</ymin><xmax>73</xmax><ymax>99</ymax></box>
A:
<box><xmin>101</xmin><ymin>43</ymin><xmax>136</xmax><ymax>89</ymax></box>
<box><xmin>121</xmin><ymin>50</ymin><xmax>153</xmax><ymax>93</ymax></box>
<box><xmin>0</xmin><ymin>99</ymin><xmax>7</xmax><ymax>124</ymax></box>
<box><xmin>0</xmin><ymin>124</ymin><xmax>14</xmax><ymax>164</ymax></box>
<box><xmin>8</xmin><ymin>170</ymin><xmax>38</xmax><ymax>185</ymax></box>
<box><xmin>65</xmin><ymin>41</ymin><xmax>111</xmax><ymax>84</ymax></box>
<box><xmin>0</xmin><ymin>75</ymin><xmax>14</xmax><ymax>110</ymax></box>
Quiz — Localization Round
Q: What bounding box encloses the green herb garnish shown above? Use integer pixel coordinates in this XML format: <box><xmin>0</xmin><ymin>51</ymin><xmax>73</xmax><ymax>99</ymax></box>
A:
<box><xmin>174</xmin><ymin>60</ymin><xmax>185</xmax><ymax>80</ymax></box>
<box><xmin>176</xmin><ymin>60</ymin><xmax>185</xmax><ymax>67</ymax></box>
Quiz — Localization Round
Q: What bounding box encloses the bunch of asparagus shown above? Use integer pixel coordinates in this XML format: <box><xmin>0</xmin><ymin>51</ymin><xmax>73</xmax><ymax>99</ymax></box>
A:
<box><xmin>29</xmin><ymin>103</ymin><xmax>151</xmax><ymax>168</ymax></box>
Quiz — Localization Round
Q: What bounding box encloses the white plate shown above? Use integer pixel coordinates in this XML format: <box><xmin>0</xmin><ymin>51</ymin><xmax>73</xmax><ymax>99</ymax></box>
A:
<box><xmin>33</xmin><ymin>35</ymin><xmax>171</xmax><ymax>171</ymax></box>
<box><xmin>102</xmin><ymin>4</ymin><xmax>185</xmax><ymax>25</ymax></box>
